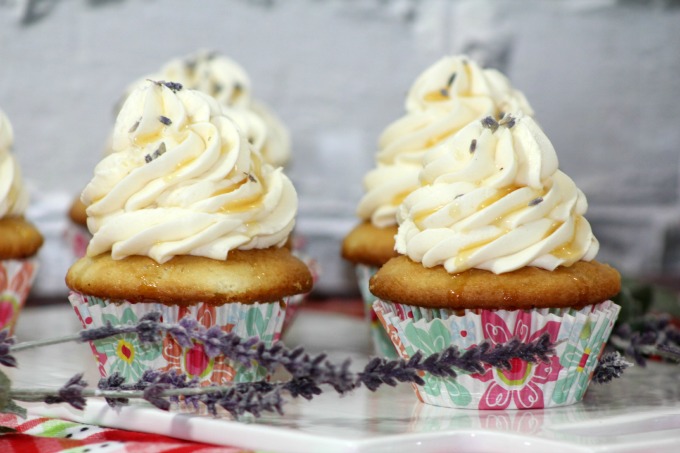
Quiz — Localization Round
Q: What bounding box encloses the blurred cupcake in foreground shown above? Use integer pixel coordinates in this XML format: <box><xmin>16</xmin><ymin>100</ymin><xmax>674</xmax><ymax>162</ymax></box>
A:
<box><xmin>0</xmin><ymin>108</ymin><xmax>43</xmax><ymax>333</ymax></box>
<box><xmin>342</xmin><ymin>55</ymin><xmax>533</xmax><ymax>357</ymax></box>
<box><xmin>66</xmin><ymin>81</ymin><xmax>312</xmax><ymax>385</ymax></box>
<box><xmin>371</xmin><ymin>112</ymin><xmax>621</xmax><ymax>409</ymax></box>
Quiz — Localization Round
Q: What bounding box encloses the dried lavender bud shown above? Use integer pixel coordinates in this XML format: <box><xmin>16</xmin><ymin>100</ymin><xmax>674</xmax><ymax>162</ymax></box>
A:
<box><xmin>213</xmin><ymin>82</ymin><xmax>223</xmax><ymax>94</ymax></box>
<box><xmin>152</xmin><ymin>142</ymin><xmax>167</xmax><ymax>160</ymax></box>
<box><xmin>143</xmin><ymin>384</ymin><xmax>170</xmax><ymax>411</ymax></box>
<box><xmin>528</xmin><ymin>197</ymin><xmax>543</xmax><ymax>207</ymax></box>
<box><xmin>98</xmin><ymin>372</ymin><xmax>130</xmax><ymax>407</ymax></box>
<box><xmin>202</xmin><ymin>326</ymin><xmax>226</xmax><ymax>358</ymax></box>
<box><xmin>657</xmin><ymin>343</ymin><xmax>680</xmax><ymax>362</ymax></box>
<box><xmin>129</xmin><ymin>119</ymin><xmax>141</xmax><ymax>133</ymax></box>
<box><xmin>159</xmin><ymin>116</ymin><xmax>172</xmax><ymax>126</ymax></box>
<box><xmin>247</xmin><ymin>173</ymin><xmax>257</xmax><ymax>183</ymax></box>
<box><xmin>447</xmin><ymin>72</ymin><xmax>457</xmax><ymax>86</ymax></box>
<box><xmin>45</xmin><ymin>374</ymin><xmax>87</xmax><ymax>410</ymax></box>
<box><xmin>665</xmin><ymin>325</ymin><xmax>680</xmax><ymax>345</ymax></box>
<box><xmin>135</xmin><ymin>312</ymin><xmax>163</xmax><ymax>344</ymax></box>
<box><xmin>455</xmin><ymin>193</ymin><xmax>464</xmax><ymax>199</ymax></box>
<box><xmin>439</xmin><ymin>88</ymin><xmax>449</xmax><ymax>97</ymax></box>
<box><xmin>469</xmin><ymin>139</ymin><xmax>477</xmax><ymax>154</ymax></box>
<box><xmin>283</xmin><ymin>377</ymin><xmax>322</xmax><ymax>400</ymax></box>
<box><xmin>499</xmin><ymin>114</ymin><xmax>516</xmax><ymax>128</ymax></box>
<box><xmin>592</xmin><ymin>352</ymin><xmax>632</xmax><ymax>384</ymax></box>
<box><xmin>162</xmin><ymin>81</ymin><xmax>183</xmax><ymax>92</ymax></box>
<box><xmin>481</xmin><ymin>116</ymin><xmax>499</xmax><ymax>132</ymax></box>
<box><xmin>357</xmin><ymin>356</ymin><xmax>423</xmax><ymax>391</ymax></box>
<box><xmin>144</xmin><ymin>154</ymin><xmax>153</xmax><ymax>163</ymax></box>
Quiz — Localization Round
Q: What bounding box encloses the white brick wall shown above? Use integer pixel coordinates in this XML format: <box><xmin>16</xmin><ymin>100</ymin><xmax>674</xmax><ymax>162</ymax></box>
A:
<box><xmin>1</xmin><ymin>0</ymin><xmax>679</xmax><ymax>295</ymax></box>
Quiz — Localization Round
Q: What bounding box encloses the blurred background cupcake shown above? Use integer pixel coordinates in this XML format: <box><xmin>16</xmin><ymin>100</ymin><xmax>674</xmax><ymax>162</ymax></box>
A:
<box><xmin>66</xmin><ymin>81</ymin><xmax>312</xmax><ymax>385</ymax></box>
<box><xmin>0</xmin><ymin>107</ymin><xmax>43</xmax><ymax>333</ymax></box>
<box><xmin>371</xmin><ymin>112</ymin><xmax>621</xmax><ymax>409</ymax></box>
<box><xmin>342</xmin><ymin>55</ymin><xmax>533</xmax><ymax>358</ymax></box>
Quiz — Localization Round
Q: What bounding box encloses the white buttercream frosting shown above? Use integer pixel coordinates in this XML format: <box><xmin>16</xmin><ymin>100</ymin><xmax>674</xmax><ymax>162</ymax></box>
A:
<box><xmin>0</xmin><ymin>108</ymin><xmax>29</xmax><ymax>218</ymax></box>
<box><xmin>129</xmin><ymin>50</ymin><xmax>291</xmax><ymax>167</ymax></box>
<box><xmin>358</xmin><ymin>55</ymin><xmax>534</xmax><ymax>228</ymax></box>
<box><xmin>83</xmin><ymin>81</ymin><xmax>297</xmax><ymax>263</ymax></box>
<box><xmin>395</xmin><ymin>112</ymin><xmax>598</xmax><ymax>274</ymax></box>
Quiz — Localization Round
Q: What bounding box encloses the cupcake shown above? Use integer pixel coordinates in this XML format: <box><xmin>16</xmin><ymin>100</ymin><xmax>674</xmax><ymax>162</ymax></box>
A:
<box><xmin>0</xmin><ymin>108</ymin><xmax>43</xmax><ymax>333</ymax></box>
<box><xmin>342</xmin><ymin>55</ymin><xmax>533</xmax><ymax>357</ymax></box>
<box><xmin>371</xmin><ymin>112</ymin><xmax>621</xmax><ymax>409</ymax></box>
<box><xmin>66</xmin><ymin>51</ymin><xmax>313</xmax><ymax>329</ymax></box>
<box><xmin>66</xmin><ymin>81</ymin><xmax>312</xmax><ymax>385</ymax></box>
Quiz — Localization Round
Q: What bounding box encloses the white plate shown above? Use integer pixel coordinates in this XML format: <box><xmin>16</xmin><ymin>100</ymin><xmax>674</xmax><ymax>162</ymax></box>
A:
<box><xmin>13</xmin><ymin>306</ymin><xmax>680</xmax><ymax>452</ymax></box>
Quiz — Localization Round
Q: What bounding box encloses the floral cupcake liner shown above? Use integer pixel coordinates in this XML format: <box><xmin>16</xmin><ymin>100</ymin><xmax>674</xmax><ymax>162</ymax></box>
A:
<box><xmin>69</xmin><ymin>292</ymin><xmax>287</xmax><ymax>385</ymax></box>
<box><xmin>355</xmin><ymin>264</ymin><xmax>398</xmax><ymax>358</ymax></box>
<box><xmin>63</xmin><ymin>222</ymin><xmax>90</xmax><ymax>260</ymax></box>
<box><xmin>0</xmin><ymin>258</ymin><xmax>38</xmax><ymax>334</ymax></box>
<box><xmin>374</xmin><ymin>299</ymin><xmax>621</xmax><ymax>410</ymax></box>
<box><xmin>283</xmin><ymin>247</ymin><xmax>320</xmax><ymax>334</ymax></box>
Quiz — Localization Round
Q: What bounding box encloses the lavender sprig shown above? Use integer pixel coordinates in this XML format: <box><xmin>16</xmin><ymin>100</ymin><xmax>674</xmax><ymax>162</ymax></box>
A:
<box><xmin>591</xmin><ymin>352</ymin><xmax>632</xmax><ymax>384</ymax></box>
<box><xmin>43</xmin><ymin>373</ymin><xmax>87</xmax><ymax>410</ymax></box>
<box><xmin>0</xmin><ymin>331</ymin><xmax>16</xmax><ymax>368</ymax></box>
<box><xmin>609</xmin><ymin>314</ymin><xmax>680</xmax><ymax>365</ymax></box>
<box><xmin>0</xmin><ymin>312</ymin><xmax>630</xmax><ymax>420</ymax></box>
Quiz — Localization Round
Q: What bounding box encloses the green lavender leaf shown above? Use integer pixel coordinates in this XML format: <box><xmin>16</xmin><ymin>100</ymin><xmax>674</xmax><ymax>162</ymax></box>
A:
<box><xmin>0</xmin><ymin>370</ymin><xmax>26</xmax><ymax>418</ymax></box>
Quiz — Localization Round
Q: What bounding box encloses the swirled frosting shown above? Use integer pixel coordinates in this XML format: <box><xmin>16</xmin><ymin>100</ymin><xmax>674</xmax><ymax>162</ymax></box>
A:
<box><xmin>83</xmin><ymin>81</ymin><xmax>297</xmax><ymax>263</ymax></box>
<box><xmin>395</xmin><ymin>112</ymin><xmax>598</xmax><ymax>274</ymax></box>
<box><xmin>357</xmin><ymin>55</ymin><xmax>533</xmax><ymax>228</ymax></box>
<box><xmin>0</xmin><ymin>108</ymin><xmax>29</xmax><ymax>218</ymax></box>
<box><xmin>129</xmin><ymin>50</ymin><xmax>291</xmax><ymax>167</ymax></box>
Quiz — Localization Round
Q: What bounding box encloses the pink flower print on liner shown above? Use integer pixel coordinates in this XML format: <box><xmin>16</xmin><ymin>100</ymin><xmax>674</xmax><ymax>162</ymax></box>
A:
<box><xmin>0</xmin><ymin>261</ymin><xmax>35</xmax><ymax>331</ymax></box>
<box><xmin>473</xmin><ymin>310</ymin><xmax>563</xmax><ymax>410</ymax></box>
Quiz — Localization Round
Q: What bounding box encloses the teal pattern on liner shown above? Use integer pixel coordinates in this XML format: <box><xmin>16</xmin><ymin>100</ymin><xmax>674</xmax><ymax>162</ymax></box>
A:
<box><xmin>355</xmin><ymin>264</ymin><xmax>398</xmax><ymax>358</ymax></box>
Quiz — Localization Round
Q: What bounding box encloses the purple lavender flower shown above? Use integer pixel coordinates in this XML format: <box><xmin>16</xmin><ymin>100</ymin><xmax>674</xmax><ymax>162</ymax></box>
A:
<box><xmin>592</xmin><ymin>352</ymin><xmax>632</xmax><ymax>384</ymax></box>
<box><xmin>0</xmin><ymin>330</ymin><xmax>17</xmax><ymax>368</ymax></box>
<box><xmin>45</xmin><ymin>374</ymin><xmax>87</xmax><ymax>410</ymax></box>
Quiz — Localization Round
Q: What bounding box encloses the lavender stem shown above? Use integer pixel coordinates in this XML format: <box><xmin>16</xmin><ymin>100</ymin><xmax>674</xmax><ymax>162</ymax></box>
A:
<box><xmin>9</xmin><ymin>333</ymin><xmax>84</xmax><ymax>353</ymax></box>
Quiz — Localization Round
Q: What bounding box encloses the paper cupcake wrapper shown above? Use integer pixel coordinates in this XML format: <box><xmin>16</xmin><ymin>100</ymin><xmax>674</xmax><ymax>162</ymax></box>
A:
<box><xmin>282</xmin><ymin>248</ymin><xmax>320</xmax><ymax>334</ymax></box>
<box><xmin>64</xmin><ymin>222</ymin><xmax>91</xmax><ymax>259</ymax></box>
<box><xmin>0</xmin><ymin>258</ymin><xmax>39</xmax><ymax>334</ymax></box>
<box><xmin>69</xmin><ymin>292</ymin><xmax>287</xmax><ymax>385</ymax></box>
<box><xmin>355</xmin><ymin>264</ymin><xmax>398</xmax><ymax>358</ymax></box>
<box><xmin>374</xmin><ymin>299</ymin><xmax>620</xmax><ymax>410</ymax></box>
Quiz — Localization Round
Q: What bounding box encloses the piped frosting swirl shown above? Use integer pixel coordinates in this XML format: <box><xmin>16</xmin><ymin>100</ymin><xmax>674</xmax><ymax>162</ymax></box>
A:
<box><xmin>83</xmin><ymin>81</ymin><xmax>297</xmax><ymax>264</ymax></box>
<box><xmin>395</xmin><ymin>112</ymin><xmax>598</xmax><ymax>274</ymax></box>
<box><xmin>0</xmin><ymin>109</ymin><xmax>29</xmax><ymax>218</ymax></box>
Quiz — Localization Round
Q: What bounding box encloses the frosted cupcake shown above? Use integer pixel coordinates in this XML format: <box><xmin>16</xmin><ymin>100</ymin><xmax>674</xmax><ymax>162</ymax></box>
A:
<box><xmin>342</xmin><ymin>56</ymin><xmax>533</xmax><ymax>357</ymax></box>
<box><xmin>0</xmin><ymin>108</ymin><xmax>43</xmax><ymax>334</ymax></box>
<box><xmin>371</xmin><ymin>112</ymin><xmax>621</xmax><ymax>409</ymax></box>
<box><xmin>66</xmin><ymin>81</ymin><xmax>312</xmax><ymax>385</ymax></box>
